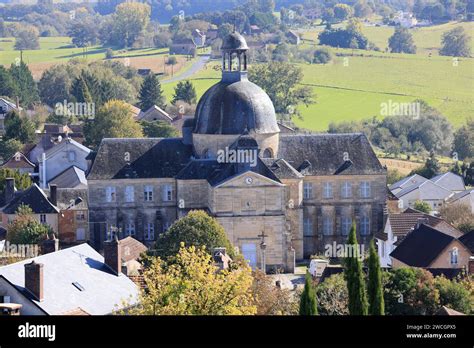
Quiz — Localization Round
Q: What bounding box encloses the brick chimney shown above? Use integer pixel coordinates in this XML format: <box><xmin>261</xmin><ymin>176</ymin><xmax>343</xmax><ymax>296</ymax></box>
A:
<box><xmin>5</xmin><ymin>178</ymin><xmax>15</xmax><ymax>203</ymax></box>
<box><xmin>104</xmin><ymin>235</ymin><xmax>122</xmax><ymax>275</ymax></box>
<box><xmin>49</xmin><ymin>184</ymin><xmax>57</xmax><ymax>206</ymax></box>
<box><xmin>42</xmin><ymin>235</ymin><xmax>58</xmax><ymax>255</ymax></box>
<box><xmin>24</xmin><ymin>261</ymin><xmax>44</xmax><ymax>301</ymax></box>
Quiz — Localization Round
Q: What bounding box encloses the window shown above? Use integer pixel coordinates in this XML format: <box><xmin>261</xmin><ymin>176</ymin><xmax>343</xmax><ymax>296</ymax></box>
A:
<box><xmin>323</xmin><ymin>215</ymin><xmax>333</xmax><ymax>235</ymax></box>
<box><xmin>303</xmin><ymin>183</ymin><xmax>313</xmax><ymax>200</ymax></box>
<box><xmin>450</xmin><ymin>247</ymin><xmax>458</xmax><ymax>265</ymax></box>
<box><xmin>360</xmin><ymin>215</ymin><xmax>370</xmax><ymax>235</ymax></box>
<box><xmin>303</xmin><ymin>218</ymin><xmax>312</xmax><ymax>236</ymax></box>
<box><xmin>125</xmin><ymin>186</ymin><xmax>134</xmax><ymax>203</ymax></box>
<box><xmin>76</xmin><ymin>211</ymin><xmax>86</xmax><ymax>221</ymax></box>
<box><xmin>341</xmin><ymin>216</ymin><xmax>352</xmax><ymax>236</ymax></box>
<box><xmin>163</xmin><ymin>222</ymin><xmax>171</xmax><ymax>232</ymax></box>
<box><xmin>106</xmin><ymin>186</ymin><xmax>116</xmax><ymax>202</ymax></box>
<box><xmin>144</xmin><ymin>186</ymin><xmax>153</xmax><ymax>202</ymax></box>
<box><xmin>262</xmin><ymin>148</ymin><xmax>273</xmax><ymax>158</ymax></box>
<box><xmin>360</xmin><ymin>181</ymin><xmax>371</xmax><ymax>198</ymax></box>
<box><xmin>162</xmin><ymin>184</ymin><xmax>173</xmax><ymax>202</ymax></box>
<box><xmin>323</xmin><ymin>182</ymin><xmax>333</xmax><ymax>199</ymax></box>
<box><xmin>145</xmin><ymin>223</ymin><xmax>155</xmax><ymax>240</ymax></box>
<box><xmin>40</xmin><ymin>214</ymin><xmax>47</xmax><ymax>223</ymax></box>
<box><xmin>341</xmin><ymin>182</ymin><xmax>352</xmax><ymax>198</ymax></box>
<box><xmin>125</xmin><ymin>222</ymin><xmax>135</xmax><ymax>236</ymax></box>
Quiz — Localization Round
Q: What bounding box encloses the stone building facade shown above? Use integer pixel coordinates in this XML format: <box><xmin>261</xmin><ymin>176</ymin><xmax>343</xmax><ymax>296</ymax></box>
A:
<box><xmin>87</xmin><ymin>32</ymin><xmax>387</xmax><ymax>272</ymax></box>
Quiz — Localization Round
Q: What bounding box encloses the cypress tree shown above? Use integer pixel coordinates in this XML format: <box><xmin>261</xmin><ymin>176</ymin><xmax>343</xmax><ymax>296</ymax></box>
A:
<box><xmin>138</xmin><ymin>74</ymin><xmax>166</xmax><ymax>111</ymax></box>
<box><xmin>367</xmin><ymin>239</ymin><xmax>385</xmax><ymax>315</ymax></box>
<box><xmin>9</xmin><ymin>61</ymin><xmax>40</xmax><ymax>107</ymax></box>
<box><xmin>299</xmin><ymin>272</ymin><xmax>318</xmax><ymax>315</ymax></box>
<box><xmin>344</xmin><ymin>223</ymin><xmax>368</xmax><ymax>315</ymax></box>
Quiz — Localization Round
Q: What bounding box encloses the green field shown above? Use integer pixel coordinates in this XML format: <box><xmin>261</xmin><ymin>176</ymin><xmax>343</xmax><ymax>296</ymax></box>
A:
<box><xmin>0</xmin><ymin>37</ymin><xmax>106</xmax><ymax>65</ymax></box>
<box><xmin>162</xmin><ymin>22</ymin><xmax>474</xmax><ymax>131</ymax></box>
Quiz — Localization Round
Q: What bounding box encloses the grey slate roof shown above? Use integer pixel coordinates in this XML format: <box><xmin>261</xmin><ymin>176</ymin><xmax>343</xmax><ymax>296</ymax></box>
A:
<box><xmin>49</xmin><ymin>166</ymin><xmax>87</xmax><ymax>189</ymax></box>
<box><xmin>389</xmin><ymin>224</ymin><xmax>455</xmax><ymax>267</ymax></box>
<box><xmin>459</xmin><ymin>230</ymin><xmax>474</xmax><ymax>254</ymax></box>
<box><xmin>278</xmin><ymin>133</ymin><xmax>385</xmax><ymax>176</ymax></box>
<box><xmin>87</xmin><ymin>138</ymin><xmax>193</xmax><ymax>180</ymax></box>
<box><xmin>194</xmin><ymin>79</ymin><xmax>280</xmax><ymax>135</ymax></box>
<box><xmin>2</xmin><ymin>184</ymin><xmax>59</xmax><ymax>214</ymax></box>
<box><xmin>0</xmin><ymin>243</ymin><xmax>139</xmax><ymax>315</ymax></box>
<box><xmin>222</xmin><ymin>32</ymin><xmax>249</xmax><ymax>50</ymax></box>
<box><xmin>261</xmin><ymin>158</ymin><xmax>303</xmax><ymax>180</ymax></box>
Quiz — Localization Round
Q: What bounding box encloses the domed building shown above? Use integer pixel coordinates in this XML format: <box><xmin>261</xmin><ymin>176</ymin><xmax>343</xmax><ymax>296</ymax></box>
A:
<box><xmin>88</xmin><ymin>32</ymin><xmax>387</xmax><ymax>273</ymax></box>
<box><xmin>192</xmin><ymin>32</ymin><xmax>280</xmax><ymax>159</ymax></box>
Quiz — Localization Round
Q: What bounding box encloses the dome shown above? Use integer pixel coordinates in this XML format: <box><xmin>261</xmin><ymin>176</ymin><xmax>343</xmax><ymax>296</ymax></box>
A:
<box><xmin>222</xmin><ymin>32</ymin><xmax>249</xmax><ymax>50</ymax></box>
<box><xmin>194</xmin><ymin>79</ymin><xmax>279</xmax><ymax>135</ymax></box>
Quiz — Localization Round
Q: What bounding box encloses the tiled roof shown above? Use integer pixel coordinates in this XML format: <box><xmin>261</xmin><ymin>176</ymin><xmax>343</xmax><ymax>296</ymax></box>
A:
<box><xmin>120</xmin><ymin>237</ymin><xmax>148</xmax><ymax>263</ymax></box>
<box><xmin>436</xmin><ymin>306</ymin><xmax>465</xmax><ymax>315</ymax></box>
<box><xmin>389</xmin><ymin>210</ymin><xmax>443</xmax><ymax>237</ymax></box>
<box><xmin>0</xmin><ymin>152</ymin><xmax>35</xmax><ymax>169</ymax></box>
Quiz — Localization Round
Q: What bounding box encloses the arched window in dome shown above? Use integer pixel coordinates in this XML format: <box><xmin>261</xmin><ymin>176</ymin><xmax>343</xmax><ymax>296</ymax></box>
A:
<box><xmin>262</xmin><ymin>148</ymin><xmax>273</xmax><ymax>158</ymax></box>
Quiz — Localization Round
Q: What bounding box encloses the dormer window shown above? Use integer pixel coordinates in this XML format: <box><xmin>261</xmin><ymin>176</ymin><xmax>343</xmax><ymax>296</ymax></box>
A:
<box><xmin>14</xmin><ymin>153</ymin><xmax>21</xmax><ymax>161</ymax></box>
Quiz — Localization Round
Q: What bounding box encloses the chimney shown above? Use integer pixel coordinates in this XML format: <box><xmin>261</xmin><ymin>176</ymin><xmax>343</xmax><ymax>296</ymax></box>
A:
<box><xmin>49</xmin><ymin>184</ymin><xmax>57</xmax><ymax>206</ymax></box>
<box><xmin>5</xmin><ymin>178</ymin><xmax>15</xmax><ymax>203</ymax></box>
<box><xmin>24</xmin><ymin>261</ymin><xmax>44</xmax><ymax>301</ymax></box>
<box><xmin>104</xmin><ymin>235</ymin><xmax>122</xmax><ymax>275</ymax></box>
<box><xmin>42</xmin><ymin>235</ymin><xmax>58</xmax><ymax>254</ymax></box>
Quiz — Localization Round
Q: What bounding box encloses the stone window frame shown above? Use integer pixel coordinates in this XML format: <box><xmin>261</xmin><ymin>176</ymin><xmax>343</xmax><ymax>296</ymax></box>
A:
<box><xmin>303</xmin><ymin>217</ymin><xmax>313</xmax><ymax>236</ymax></box>
<box><xmin>303</xmin><ymin>182</ymin><xmax>313</xmax><ymax>200</ymax></box>
<box><xmin>144</xmin><ymin>185</ymin><xmax>154</xmax><ymax>202</ymax></box>
<box><xmin>359</xmin><ymin>181</ymin><xmax>371</xmax><ymax>198</ymax></box>
<box><xmin>125</xmin><ymin>222</ymin><xmax>136</xmax><ymax>237</ymax></box>
<box><xmin>360</xmin><ymin>214</ymin><xmax>370</xmax><ymax>235</ymax></box>
<box><xmin>145</xmin><ymin>222</ymin><xmax>155</xmax><ymax>240</ymax></box>
<box><xmin>323</xmin><ymin>182</ymin><xmax>333</xmax><ymax>199</ymax></box>
<box><xmin>341</xmin><ymin>181</ymin><xmax>352</xmax><ymax>199</ymax></box>
<box><xmin>106</xmin><ymin>186</ymin><xmax>116</xmax><ymax>202</ymax></box>
<box><xmin>162</xmin><ymin>184</ymin><xmax>173</xmax><ymax>202</ymax></box>
<box><xmin>322</xmin><ymin>214</ymin><xmax>333</xmax><ymax>235</ymax></box>
<box><xmin>341</xmin><ymin>216</ymin><xmax>352</xmax><ymax>236</ymax></box>
<box><xmin>40</xmin><ymin>214</ymin><xmax>47</xmax><ymax>224</ymax></box>
<box><xmin>125</xmin><ymin>186</ymin><xmax>135</xmax><ymax>203</ymax></box>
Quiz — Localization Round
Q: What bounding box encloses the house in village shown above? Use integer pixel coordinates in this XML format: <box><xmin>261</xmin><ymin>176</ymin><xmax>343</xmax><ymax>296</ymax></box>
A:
<box><xmin>447</xmin><ymin>189</ymin><xmax>474</xmax><ymax>213</ymax></box>
<box><xmin>376</xmin><ymin>208</ymin><xmax>462</xmax><ymax>268</ymax></box>
<box><xmin>137</xmin><ymin>105</ymin><xmax>173</xmax><ymax>123</ymax></box>
<box><xmin>170</xmin><ymin>38</ymin><xmax>197</xmax><ymax>57</ymax></box>
<box><xmin>286</xmin><ymin>30</ymin><xmax>301</xmax><ymax>45</ymax></box>
<box><xmin>390</xmin><ymin>223</ymin><xmax>472</xmax><ymax>275</ymax></box>
<box><xmin>37</xmin><ymin>137</ymin><xmax>91</xmax><ymax>189</ymax></box>
<box><xmin>0</xmin><ymin>152</ymin><xmax>35</xmax><ymax>175</ymax></box>
<box><xmin>0</xmin><ymin>98</ymin><xmax>22</xmax><ymax>135</ymax></box>
<box><xmin>0</xmin><ymin>178</ymin><xmax>88</xmax><ymax>244</ymax></box>
<box><xmin>0</xmin><ymin>240</ymin><xmax>139</xmax><ymax>315</ymax></box>
<box><xmin>87</xmin><ymin>32</ymin><xmax>387</xmax><ymax>273</ymax></box>
<box><xmin>389</xmin><ymin>172</ymin><xmax>465</xmax><ymax>211</ymax></box>
<box><xmin>249</xmin><ymin>25</ymin><xmax>262</xmax><ymax>35</ymax></box>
